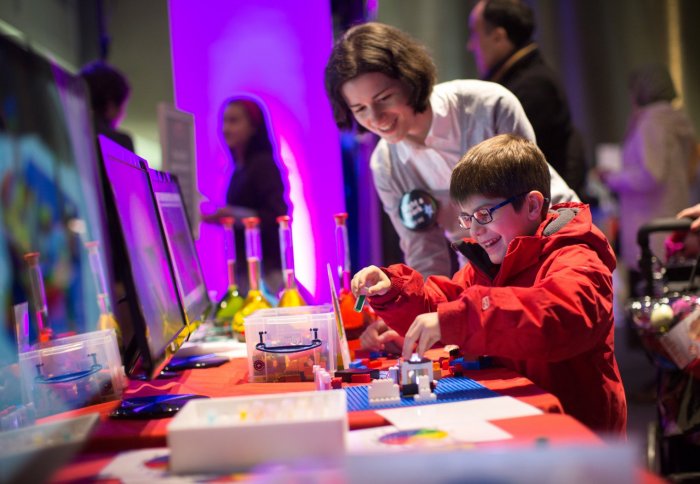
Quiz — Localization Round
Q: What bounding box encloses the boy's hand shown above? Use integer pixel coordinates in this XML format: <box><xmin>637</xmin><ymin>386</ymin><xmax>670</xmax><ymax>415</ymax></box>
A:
<box><xmin>351</xmin><ymin>265</ymin><xmax>391</xmax><ymax>298</ymax></box>
<box><xmin>402</xmin><ymin>312</ymin><xmax>441</xmax><ymax>360</ymax></box>
<box><xmin>360</xmin><ymin>320</ymin><xmax>404</xmax><ymax>353</ymax></box>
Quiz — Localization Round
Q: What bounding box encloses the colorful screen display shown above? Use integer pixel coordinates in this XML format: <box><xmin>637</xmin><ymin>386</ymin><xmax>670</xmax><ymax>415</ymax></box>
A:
<box><xmin>0</xmin><ymin>33</ymin><xmax>113</xmax><ymax>362</ymax></box>
<box><xmin>149</xmin><ymin>170</ymin><xmax>209</xmax><ymax>323</ymax></box>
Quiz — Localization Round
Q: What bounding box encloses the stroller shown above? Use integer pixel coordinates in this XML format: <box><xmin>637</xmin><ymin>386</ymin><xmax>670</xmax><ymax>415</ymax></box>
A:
<box><xmin>627</xmin><ymin>217</ymin><xmax>700</xmax><ymax>480</ymax></box>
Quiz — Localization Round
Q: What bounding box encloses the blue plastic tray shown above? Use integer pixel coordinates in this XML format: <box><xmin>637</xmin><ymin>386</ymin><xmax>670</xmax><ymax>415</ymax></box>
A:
<box><xmin>345</xmin><ymin>376</ymin><xmax>498</xmax><ymax>412</ymax></box>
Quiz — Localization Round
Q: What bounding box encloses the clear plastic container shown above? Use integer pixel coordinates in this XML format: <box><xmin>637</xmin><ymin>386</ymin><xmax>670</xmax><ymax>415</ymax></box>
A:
<box><xmin>18</xmin><ymin>329</ymin><xmax>126</xmax><ymax>417</ymax></box>
<box><xmin>243</xmin><ymin>305</ymin><xmax>336</xmax><ymax>382</ymax></box>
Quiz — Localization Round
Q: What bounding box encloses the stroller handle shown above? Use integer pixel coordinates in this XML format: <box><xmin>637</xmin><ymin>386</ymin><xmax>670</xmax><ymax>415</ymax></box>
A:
<box><xmin>636</xmin><ymin>217</ymin><xmax>692</xmax><ymax>248</ymax></box>
<box><xmin>637</xmin><ymin>217</ymin><xmax>693</xmax><ymax>295</ymax></box>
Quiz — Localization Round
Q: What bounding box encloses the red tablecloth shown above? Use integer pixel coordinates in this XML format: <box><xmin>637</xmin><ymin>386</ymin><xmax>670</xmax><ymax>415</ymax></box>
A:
<box><xmin>41</xmin><ymin>356</ymin><xmax>564</xmax><ymax>452</ymax></box>
<box><xmin>45</xmin><ymin>356</ymin><xmax>666</xmax><ymax>483</ymax></box>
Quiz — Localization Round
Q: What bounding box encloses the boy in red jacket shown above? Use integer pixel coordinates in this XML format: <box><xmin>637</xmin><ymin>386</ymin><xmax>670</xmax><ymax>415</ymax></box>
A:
<box><xmin>352</xmin><ymin>134</ymin><xmax>627</xmax><ymax>436</ymax></box>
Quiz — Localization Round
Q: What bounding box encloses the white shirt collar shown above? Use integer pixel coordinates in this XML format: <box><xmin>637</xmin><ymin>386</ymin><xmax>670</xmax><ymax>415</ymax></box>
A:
<box><xmin>395</xmin><ymin>88</ymin><xmax>454</xmax><ymax>164</ymax></box>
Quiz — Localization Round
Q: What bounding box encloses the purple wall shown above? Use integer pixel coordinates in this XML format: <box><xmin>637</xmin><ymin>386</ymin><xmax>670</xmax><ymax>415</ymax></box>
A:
<box><xmin>168</xmin><ymin>0</ymin><xmax>345</xmax><ymax>303</ymax></box>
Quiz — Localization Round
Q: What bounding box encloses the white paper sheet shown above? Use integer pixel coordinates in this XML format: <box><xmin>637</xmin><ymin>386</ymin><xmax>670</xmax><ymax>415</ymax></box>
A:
<box><xmin>376</xmin><ymin>395</ymin><xmax>542</xmax><ymax>431</ymax></box>
<box><xmin>347</xmin><ymin>421</ymin><xmax>511</xmax><ymax>453</ymax></box>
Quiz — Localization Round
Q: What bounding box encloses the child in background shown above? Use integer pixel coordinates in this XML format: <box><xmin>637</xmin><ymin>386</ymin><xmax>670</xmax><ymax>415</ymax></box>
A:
<box><xmin>352</xmin><ymin>134</ymin><xmax>627</xmax><ymax>436</ymax></box>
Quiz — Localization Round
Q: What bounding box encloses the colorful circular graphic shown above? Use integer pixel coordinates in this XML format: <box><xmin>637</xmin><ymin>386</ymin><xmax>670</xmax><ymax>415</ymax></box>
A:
<box><xmin>144</xmin><ymin>454</ymin><xmax>169</xmax><ymax>470</ymax></box>
<box><xmin>378</xmin><ymin>428</ymin><xmax>450</xmax><ymax>447</ymax></box>
<box><xmin>253</xmin><ymin>359</ymin><xmax>265</xmax><ymax>372</ymax></box>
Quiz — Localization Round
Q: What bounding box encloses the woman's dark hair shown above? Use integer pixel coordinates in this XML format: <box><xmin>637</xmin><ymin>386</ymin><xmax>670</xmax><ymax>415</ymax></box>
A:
<box><xmin>224</xmin><ymin>97</ymin><xmax>273</xmax><ymax>160</ymax></box>
<box><xmin>324</xmin><ymin>22</ymin><xmax>437</xmax><ymax>130</ymax></box>
<box><xmin>79</xmin><ymin>61</ymin><xmax>131</xmax><ymax>117</ymax></box>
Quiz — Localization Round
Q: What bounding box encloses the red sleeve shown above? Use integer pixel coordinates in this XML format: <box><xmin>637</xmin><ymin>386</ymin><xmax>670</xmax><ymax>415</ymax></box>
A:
<box><xmin>437</xmin><ymin>245</ymin><xmax>614</xmax><ymax>362</ymax></box>
<box><xmin>367</xmin><ymin>263</ymin><xmax>474</xmax><ymax>336</ymax></box>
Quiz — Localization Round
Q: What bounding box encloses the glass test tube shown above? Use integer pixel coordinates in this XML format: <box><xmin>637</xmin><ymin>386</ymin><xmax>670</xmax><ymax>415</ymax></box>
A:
<box><xmin>222</xmin><ymin>217</ymin><xmax>237</xmax><ymax>287</ymax></box>
<box><xmin>277</xmin><ymin>215</ymin><xmax>296</xmax><ymax>289</ymax></box>
<box><xmin>85</xmin><ymin>241</ymin><xmax>112</xmax><ymax>316</ymax></box>
<box><xmin>23</xmin><ymin>252</ymin><xmax>50</xmax><ymax>340</ymax></box>
<box><xmin>334</xmin><ymin>213</ymin><xmax>351</xmax><ymax>291</ymax></box>
<box><xmin>243</xmin><ymin>217</ymin><xmax>262</xmax><ymax>291</ymax></box>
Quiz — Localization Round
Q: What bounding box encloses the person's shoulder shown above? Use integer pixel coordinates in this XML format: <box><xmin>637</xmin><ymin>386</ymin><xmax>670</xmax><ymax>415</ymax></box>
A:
<box><xmin>435</xmin><ymin>79</ymin><xmax>512</xmax><ymax>97</ymax></box>
<box><xmin>434</xmin><ymin>80</ymin><xmax>519</xmax><ymax>112</ymax></box>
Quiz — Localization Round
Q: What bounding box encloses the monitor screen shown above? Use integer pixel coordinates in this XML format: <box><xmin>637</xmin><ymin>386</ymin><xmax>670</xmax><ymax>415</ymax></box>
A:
<box><xmin>0</xmin><ymin>33</ymin><xmax>114</xmax><ymax>362</ymax></box>
<box><xmin>98</xmin><ymin>136</ymin><xmax>186</xmax><ymax>379</ymax></box>
<box><xmin>148</xmin><ymin>169</ymin><xmax>210</xmax><ymax>323</ymax></box>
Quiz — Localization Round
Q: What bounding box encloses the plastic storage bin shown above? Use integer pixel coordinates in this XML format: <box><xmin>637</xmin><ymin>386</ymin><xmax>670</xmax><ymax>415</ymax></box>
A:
<box><xmin>18</xmin><ymin>329</ymin><xmax>126</xmax><ymax>417</ymax></box>
<box><xmin>244</xmin><ymin>305</ymin><xmax>337</xmax><ymax>383</ymax></box>
<box><xmin>167</xmin><ymin>390</ymin><xmax>347</xmax><ymax>474</ymax></box>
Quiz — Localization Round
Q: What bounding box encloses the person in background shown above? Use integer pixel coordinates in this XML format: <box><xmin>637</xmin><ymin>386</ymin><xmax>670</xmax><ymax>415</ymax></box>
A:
<box><xmin>202</xmin><ymin>96</ymin><xmax>288</xmax><ymax>295</ymax></box>
<box><xmin>79</xmin><ymin>61</ymin><xmax>135</xmax><ymax>152</ymax></box>
<box><xmin>467</xmin><ymin>0</ymin><xmax>587</xmax><ymax>195</ymax></box>
<box><xmin>325</xmin><ymin>21</ymin><xmax>577</xmax><ymax>281</ymax></box>
<box><xmin>602</xmin><ymin>64</ymin><xmax>698</xmax><ymax>296</ymax></box>
<box><xmin>352</xmin><ymin>134</ymin><xmax>626</xmax><ymax>436</ymax></box>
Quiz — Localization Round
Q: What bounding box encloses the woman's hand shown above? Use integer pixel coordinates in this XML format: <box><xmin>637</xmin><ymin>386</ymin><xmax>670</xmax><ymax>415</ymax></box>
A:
<box><xmin>200</xmin><ymin>206</ymin><xmax>236</xmax><ymax>224</ymax></box>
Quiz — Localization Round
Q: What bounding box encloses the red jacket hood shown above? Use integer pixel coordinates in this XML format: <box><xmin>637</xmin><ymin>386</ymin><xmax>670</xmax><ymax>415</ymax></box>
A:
<box><xmin>454</xmin><ymin>202</ymin><xmax>616</xmax><ymax>281</ymax></box>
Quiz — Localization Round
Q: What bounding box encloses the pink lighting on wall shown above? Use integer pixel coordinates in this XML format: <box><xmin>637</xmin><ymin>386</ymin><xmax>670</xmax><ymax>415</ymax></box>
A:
<box><xmin>168</xmin><ymin>0</ymin><xmax>345</xmax><ymax>303</ymax></box>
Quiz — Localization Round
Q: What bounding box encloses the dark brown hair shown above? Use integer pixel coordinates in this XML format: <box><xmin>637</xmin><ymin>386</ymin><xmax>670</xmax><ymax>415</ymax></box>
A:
<box><xmin>481</xmin><ymin>0</ymin><xmax>535</xmax><ymax>49</ymax></box>
<box><xmin>79</xmin><ymin>61</ymin><xmax>131</xmax><ymax>118</ymax></box>
<box><xmin>450</xmin><ymin>134</ymin><xmax>550</xmax><ymax>211</ymax></box>
<box><xmin>223</xmin><ymin>96</ymin><xmax>273</xmax><ymax>160</ymax></box>
<box><xmin>324</xmin><ymin>22</ymin><xmax>437</xmax><ymax>130</ymax></box>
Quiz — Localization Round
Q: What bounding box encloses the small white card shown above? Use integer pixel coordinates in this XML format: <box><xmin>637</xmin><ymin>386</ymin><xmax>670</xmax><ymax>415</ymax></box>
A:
<box><xmin>595</xmin><ymin>143</ymin><xmax>622</xmax><ymax>172</ymax></box>
<box><xmin>660</xmin><ymin>306</ymin><xmax>700</xmax><ymax>369</ymax></box>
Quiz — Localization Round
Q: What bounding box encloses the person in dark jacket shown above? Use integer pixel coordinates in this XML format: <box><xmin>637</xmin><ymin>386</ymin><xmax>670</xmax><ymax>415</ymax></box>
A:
<box><xmin>202</xmin><ymin>96</ymin><xmax>289</xmax><ymax>295</ymax></box>
<box><xmin>352</xmin><ymin>134</ymin><xmax>626</xmax><ymax>436</ymax></box>
<box><xmin>79</xmin><ymin>61</ymin><xmax>135</xmax><ymax>152</ymax></box>
<box><xmin>467</xmin><ymin>0</ymin><xmax>587</xmax><ymax>194</ymax></box>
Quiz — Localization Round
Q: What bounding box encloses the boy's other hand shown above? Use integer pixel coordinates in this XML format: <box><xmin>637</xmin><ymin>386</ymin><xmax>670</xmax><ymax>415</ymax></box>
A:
<box><xmin>360</xmin><ymin>320</ymin><xmax>404</xmax><ymax>352</ymax></box>
<box><xmin>402</xmin><ymin>312</ymin><xmax>441</xmax><ymax>360</ymax></box>
<box><xmin>351</xmin><ymin>265</ymin><xmax>391</xmax><ymax>298</ymax></box>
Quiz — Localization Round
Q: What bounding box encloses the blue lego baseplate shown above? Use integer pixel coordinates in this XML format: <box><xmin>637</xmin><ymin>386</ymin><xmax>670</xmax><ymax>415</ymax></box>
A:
<box><xmin>345</xmin><ymin>376</ymin><xmax>499</xmax><ymax>412</ymax></box>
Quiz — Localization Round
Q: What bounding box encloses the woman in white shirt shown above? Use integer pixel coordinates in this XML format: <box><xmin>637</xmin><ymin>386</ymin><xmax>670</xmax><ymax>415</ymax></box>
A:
<box><xmin>325</xmin><ymin>22</ymin><xmax>577</xmax><ymax>278</ymax></box>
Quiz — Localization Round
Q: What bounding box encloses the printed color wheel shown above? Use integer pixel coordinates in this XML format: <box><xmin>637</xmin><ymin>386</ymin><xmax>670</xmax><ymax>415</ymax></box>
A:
<box><xmin>378</xmin><ymin>428</ymin><xmax>450</xmax><ymax>446</ymax></box>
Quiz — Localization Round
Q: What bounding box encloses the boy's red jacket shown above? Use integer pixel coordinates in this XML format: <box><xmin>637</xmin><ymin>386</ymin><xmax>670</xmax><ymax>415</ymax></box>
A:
<box><xmin>370</xmin><ymin>202</ymin><xmax>627</xmax><ymax>435</ymax></box>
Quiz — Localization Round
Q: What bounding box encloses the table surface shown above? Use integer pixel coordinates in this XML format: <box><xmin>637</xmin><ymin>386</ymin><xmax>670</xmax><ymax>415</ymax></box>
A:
<box><xmin>41</xmin><ymin>352</ymin><xmax>665</xmax><ymax>483</ymax></box>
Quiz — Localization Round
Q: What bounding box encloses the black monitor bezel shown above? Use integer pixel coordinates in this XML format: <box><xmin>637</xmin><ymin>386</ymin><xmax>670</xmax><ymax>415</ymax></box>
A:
<box><xmin>147</xmin><ymin>168</ymin><xmax>211</xmax><ymax>326</ymax></box>
<box><xmin>97</xmin><ymin>136</ymin><xmax>188</xmax><ymax>380</ymax></box>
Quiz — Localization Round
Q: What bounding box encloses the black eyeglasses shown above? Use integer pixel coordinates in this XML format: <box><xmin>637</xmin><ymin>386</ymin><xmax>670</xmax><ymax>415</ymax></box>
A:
<box><xmin>457</xmin><ymin>192</ymin><xmax>529</xmax><ymax>230</ymax></box>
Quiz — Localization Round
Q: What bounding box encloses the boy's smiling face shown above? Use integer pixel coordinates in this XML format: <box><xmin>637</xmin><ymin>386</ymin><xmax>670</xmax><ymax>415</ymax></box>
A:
<box><xmin>458</xmin><ymin>193</ymin><xmax>544</xmax><ymax>264</ymax></box>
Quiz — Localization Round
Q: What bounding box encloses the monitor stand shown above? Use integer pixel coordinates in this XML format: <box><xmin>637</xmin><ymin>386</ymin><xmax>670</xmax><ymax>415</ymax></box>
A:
<box><xmin>161</xmin><ymin>353</ymin><xmax>230</xmax><ymax>372</ymax></box>
<box><xmin>109</xmin><ymin>394</ymin><xmax>209</xmax><ymax>419</ymax></box>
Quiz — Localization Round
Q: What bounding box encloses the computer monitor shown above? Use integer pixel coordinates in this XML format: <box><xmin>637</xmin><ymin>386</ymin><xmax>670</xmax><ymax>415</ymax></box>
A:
<box><xmin>146</xmin><ymin>168</ymin><xmax>233</xmax><ymax>371</ymax></box>
<box><xmin>98</xmin><ymin>135</ymin><xmax>188</xmax><ymax>380</ymax></box>
<box><xmin>0</xmin><ymin>33</ymin><xmax>114</xmax><ymax>358</ymax></box>
<box><xmin>148</xmin><ymin>169</ymin><xmax>210</xmax><ymax>324</ymax></box>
